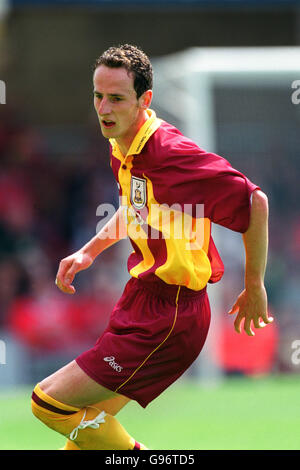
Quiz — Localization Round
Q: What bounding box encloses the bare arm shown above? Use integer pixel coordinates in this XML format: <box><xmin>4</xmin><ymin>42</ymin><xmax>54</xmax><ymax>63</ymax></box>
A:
<box><xmin>228</xmin><ymin>190</ymin><xmax>274</xmax><ymax>336</ymax></box>
<box><xmin>81</xmin><ymin>206</ymin><xmax>127</xmax><ymax>260</ymax></box>
<box><xmin>243</xmin><ymin>189</ymin><xmax>268</xmax><ymax>289</ymax></box>
<box><xmin>55</xmin><ymin>206</ymin><xmax>127</xmax><ymax>294</ymax></box>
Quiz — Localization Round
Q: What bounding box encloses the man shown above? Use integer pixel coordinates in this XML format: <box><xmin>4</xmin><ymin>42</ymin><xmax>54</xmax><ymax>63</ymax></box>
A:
<box><xmin>31</xmin><ymin>44</ymin><xmax>273</xmax><ymax>450</ymax></box>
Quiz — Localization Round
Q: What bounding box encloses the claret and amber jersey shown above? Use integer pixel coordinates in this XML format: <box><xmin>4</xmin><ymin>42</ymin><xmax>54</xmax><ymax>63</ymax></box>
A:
<box><xmin>109</xmin><ymin>109</ymin><xmax>259</xmax><ymax>291</ymax></box>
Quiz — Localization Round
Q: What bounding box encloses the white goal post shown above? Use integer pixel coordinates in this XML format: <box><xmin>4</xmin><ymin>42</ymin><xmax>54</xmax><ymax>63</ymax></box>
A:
<box><xmin>151</xmin><ymin>46</ymin><xmax>300</xmax><ymax>383</ymax></box>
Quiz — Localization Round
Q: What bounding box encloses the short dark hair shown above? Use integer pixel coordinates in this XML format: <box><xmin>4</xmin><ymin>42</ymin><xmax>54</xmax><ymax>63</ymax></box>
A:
<box><xmin>93</xmin><ymin>44</ymin><xmax>153</xmax><ymax>99</ymax></box>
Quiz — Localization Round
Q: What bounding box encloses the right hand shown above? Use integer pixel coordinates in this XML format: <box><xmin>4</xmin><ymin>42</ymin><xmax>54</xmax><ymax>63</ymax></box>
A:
<box><xmin>55</xmin><ymin>251</ymin><xmax>94</xmax><ymax>294</ymax></box>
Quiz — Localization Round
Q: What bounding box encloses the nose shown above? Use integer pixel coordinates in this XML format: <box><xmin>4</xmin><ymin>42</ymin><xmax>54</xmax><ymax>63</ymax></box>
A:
<box><xmin>96</xmin><ymin>96</ymin><xmax>112</xmax><ymax>116</ymax></box>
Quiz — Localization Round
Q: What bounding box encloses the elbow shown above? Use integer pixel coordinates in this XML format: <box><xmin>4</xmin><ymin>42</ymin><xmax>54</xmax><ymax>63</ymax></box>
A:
<box><xmin>243</xmin><ymin>189</ymin><xmax>269</xmax><ymax>235</ymax></box>
<box><xmin>251</xmin><ymin>189</ymin><xmax>269</xmax><ymax>214</ymax></box>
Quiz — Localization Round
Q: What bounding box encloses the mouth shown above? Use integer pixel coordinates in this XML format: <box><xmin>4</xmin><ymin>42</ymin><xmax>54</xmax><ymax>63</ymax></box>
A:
<box><xmin>101</xmin><ymin>119</ymin><xmax>116</xmax><ymax>129</ymax></box>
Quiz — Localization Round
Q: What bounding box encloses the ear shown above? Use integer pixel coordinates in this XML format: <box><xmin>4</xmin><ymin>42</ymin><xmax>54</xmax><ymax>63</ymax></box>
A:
<box><xmin>139</xmin><ymin>89</ymin><xmax>153</xmax><ymax>110</ymax></box>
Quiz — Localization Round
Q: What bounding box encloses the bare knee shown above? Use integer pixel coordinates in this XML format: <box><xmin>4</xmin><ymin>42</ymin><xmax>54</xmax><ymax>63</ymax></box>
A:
<box><xmin>32</xmin><ymin>360</ymin><xmax>117</xmax><ymax>408</ymax></box>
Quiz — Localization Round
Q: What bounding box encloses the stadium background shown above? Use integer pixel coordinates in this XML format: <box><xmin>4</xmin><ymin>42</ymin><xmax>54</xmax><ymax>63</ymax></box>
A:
<box><xmin>0</xmin><ymin>0</ymin><xmax>300</xmax><ymax>450</ymax></box>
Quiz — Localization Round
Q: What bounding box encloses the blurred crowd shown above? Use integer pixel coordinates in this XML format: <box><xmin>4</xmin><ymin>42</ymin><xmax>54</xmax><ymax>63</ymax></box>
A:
<box><xmin>0</xmin><ymin>104</ymin><xmax>127</xmax><ymax>369</ymax></box>
<box><xmin>0</xmin><ymin>101</ymin><xmax>299</xmax><ymax>383</ymax></box>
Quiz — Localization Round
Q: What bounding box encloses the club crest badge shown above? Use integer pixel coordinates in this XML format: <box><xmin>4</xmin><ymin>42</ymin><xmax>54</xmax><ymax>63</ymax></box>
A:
<box><xmin>131</xmin><ymin>176</ymin><xmax>147</xmax><ymax>209</ymax></box>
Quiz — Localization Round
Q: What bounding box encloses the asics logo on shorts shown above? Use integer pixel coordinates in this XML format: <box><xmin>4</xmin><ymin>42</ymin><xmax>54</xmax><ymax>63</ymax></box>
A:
<box><xmin>103</xmin><ymin>356</ymin><xmax>123</xmax><ymax>372</ymax></box>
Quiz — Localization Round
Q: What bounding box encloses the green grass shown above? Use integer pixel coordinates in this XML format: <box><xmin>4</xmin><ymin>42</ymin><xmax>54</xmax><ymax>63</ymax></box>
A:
<box><xmin>0</xmin><ymin>374</ymin><xmax>299</xmax><ymax>450</ymax></box>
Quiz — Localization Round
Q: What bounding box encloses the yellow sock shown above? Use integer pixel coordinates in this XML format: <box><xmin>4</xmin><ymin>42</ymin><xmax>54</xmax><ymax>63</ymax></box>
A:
<box><xmin>61</xmin><ymin>439</ymin><xmax>80</xmax><ymax>450</ymax></box>
<box><xmin>31</xmin><ymin>384</ymin><xmax>147</xmax><ymax>450</ymax></box>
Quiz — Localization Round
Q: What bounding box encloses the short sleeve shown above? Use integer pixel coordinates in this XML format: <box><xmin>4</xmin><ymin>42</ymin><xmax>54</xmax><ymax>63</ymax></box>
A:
<box><xmin>147</xmin><ymin>137</ymin><xmax>260</xmax><ymax>234</ymax></box>
<box><xmin>200</xmin><ymin>172</ymin><xmax>260</xmax><ymax>233</ymax></box>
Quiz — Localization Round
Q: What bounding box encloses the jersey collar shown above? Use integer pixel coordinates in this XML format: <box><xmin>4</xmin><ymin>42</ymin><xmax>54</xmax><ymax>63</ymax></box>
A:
<box><xmin>109</xmin><ymin>109</ymin><xmax>162</xmax><ymax>159</ymax></box>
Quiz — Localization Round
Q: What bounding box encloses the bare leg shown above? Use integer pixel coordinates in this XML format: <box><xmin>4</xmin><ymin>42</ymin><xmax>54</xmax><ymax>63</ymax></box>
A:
<box><xmin>39</xmin><ymin>360</ymin><xmax>124</xmax><ymax>408</ymax></box>
<box><xmin>33</xmin><ymin>359</ymin><xmax>147</xmax><ymax>450</ymax></box>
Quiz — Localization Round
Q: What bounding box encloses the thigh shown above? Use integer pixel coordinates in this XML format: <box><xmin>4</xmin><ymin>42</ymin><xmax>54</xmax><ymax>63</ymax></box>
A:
<box><xmin>39</xmin><ymin>360</ymin><xmax>127</xmax><ymax>408</ymax></box>
<box><xmin>76</xmin><ymin>282</ymin><xmax>210</xmax><ymax>409</ymax></box>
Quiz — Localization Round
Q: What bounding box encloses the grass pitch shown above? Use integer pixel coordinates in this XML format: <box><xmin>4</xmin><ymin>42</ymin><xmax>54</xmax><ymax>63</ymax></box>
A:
<box><xmin>0</xmin><ymin>374</ymin><xmax>299</xmax><ymax>450</ymax></box>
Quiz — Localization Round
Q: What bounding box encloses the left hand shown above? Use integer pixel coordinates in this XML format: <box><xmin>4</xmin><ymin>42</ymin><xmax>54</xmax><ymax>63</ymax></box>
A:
<box><xmin>228</xmin><ymin>284</ymin><xmax>274</xmax><ymax>336</ymax></box>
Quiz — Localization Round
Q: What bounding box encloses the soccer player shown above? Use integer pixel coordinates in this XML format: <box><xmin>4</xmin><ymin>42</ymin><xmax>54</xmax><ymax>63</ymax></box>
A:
<box><xmin>31</xmin><ymin>44</ymin><xmax>273</xmax><ymax>450</ymax></box>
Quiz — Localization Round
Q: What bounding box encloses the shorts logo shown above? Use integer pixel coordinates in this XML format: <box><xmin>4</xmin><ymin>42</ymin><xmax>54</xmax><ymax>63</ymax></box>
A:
<box><xmin>103</xmin><ymin>356</ymin><xmax>123</xmax><ymax>372</ymax></box>
<box><xmin>131</xmin><ymin>176</ymin><xmax>147</xmax><ymax>210</ymax></box>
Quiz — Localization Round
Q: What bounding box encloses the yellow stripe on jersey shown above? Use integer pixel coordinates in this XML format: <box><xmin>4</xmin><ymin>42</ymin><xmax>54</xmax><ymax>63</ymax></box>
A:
<box><xmin>143</xmin><ymin>174</ymin><xmax>212</xmax><ymax>291</ymax></box>
<box><xmin>128</xmin><ymin>235</ymin><xmax>156</xmax><ymax>277</ymax></box>
<box><xmin>109</xmin><ymin>108</ymin><xmax>212</xmax><ymax>291</ymax></box>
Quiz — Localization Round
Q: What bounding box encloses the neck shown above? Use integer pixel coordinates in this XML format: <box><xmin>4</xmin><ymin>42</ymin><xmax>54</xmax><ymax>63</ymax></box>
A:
<box><xmin>117</xmin><ymin>110</ymin><xmax>149</xmax><ymax>156</ymax></box>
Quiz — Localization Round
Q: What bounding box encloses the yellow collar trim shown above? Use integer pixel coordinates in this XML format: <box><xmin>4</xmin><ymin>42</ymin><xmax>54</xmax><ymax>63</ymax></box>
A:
<box><xmin>110</xmin><ymin>109</ymin><xmax>162</xmax><ymax>158</ymax></box>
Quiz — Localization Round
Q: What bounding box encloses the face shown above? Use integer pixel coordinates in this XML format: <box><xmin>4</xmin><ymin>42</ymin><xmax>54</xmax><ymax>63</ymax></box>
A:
<box><xmin>93</xmin><ymin>65</ymin><xmax>152</xmax><ymax>152</ymax></box>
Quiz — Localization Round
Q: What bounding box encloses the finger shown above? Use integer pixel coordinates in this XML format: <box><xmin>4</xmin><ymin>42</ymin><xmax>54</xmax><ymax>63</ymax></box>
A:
<box><xmin>56</xmin><ymin>262</ymin><xmax>66</xmax><ymax>279</ymax></box>
<box><xmin>64</xmin><ymin>271</ymin><xmax>75</xmax><ymax>286</ymax></box>
<box><xmin>261</xmin><ymin>312</ymin><xmax>274</xmax><ymax>325</ymax></box>
<box><xmin>55</xmin><ymin>274</ymin><xmax>70</xmax><ymax>290</ymax></box>
<box><xmin>55</xmin><ymin>276</ymin><xmax>75</xmax><ymax>295</ymax></box>
<box><xmin>59</xmin><ymin>261</ymin><xmax>80</xmax><ymax>291</ymax></box>
<box><xmin>234</xmin><ymin>312</ymin><xmax>244</xmax><ymax>334</ymax></box>
<box><xmin>257</xmin><ymin>316</ymin><xmax>274</xmax><ymax>329</ymax></box>
<box><xmin>228</xmin><ymin>302</ymin><xmax>239</xmax><ymax>315</ymax></box>
<box><xmin>55</xmin><ymin>260</ymin><xmax>71</xmax><ymax>288</ymax></box>
<box><xmin>63</xmin><ymin>259</ymin><xmax>85</xmax><ymax>285</ymax></box>
<box><xmin>252</xmin><ymin>315</ymin><xmax>261</xmax><ymax>329</ymax></box>
<box><xmin>59</xmin><ymin>284</ymin><xmax>75</xmax><ymax>295</ymax></box>
<box><xmin>244</xmin><ymin>316</ymin><xmax>255</xmax><ymax>337</ymax></box>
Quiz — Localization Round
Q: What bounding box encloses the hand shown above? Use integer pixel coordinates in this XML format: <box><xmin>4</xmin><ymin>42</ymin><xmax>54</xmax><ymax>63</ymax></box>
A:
<box><xmin>55</xmin><ymin>251</ymin><xmax>94</xmax><ymax>294</ymax></box>
<box><xmin>228</xmin><ymin>284</ymin><xmax>274</xmax><ymax>336</ymax></box>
